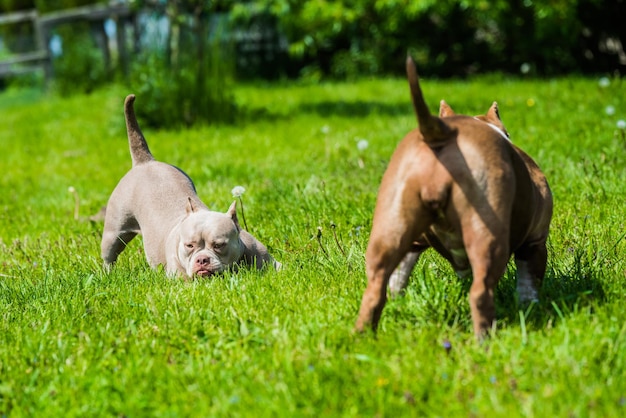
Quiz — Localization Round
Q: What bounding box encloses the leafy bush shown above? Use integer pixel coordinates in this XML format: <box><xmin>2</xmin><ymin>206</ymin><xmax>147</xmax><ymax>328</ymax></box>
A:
<box><xmin>130</xmin><ymin>44</ymin><xmax>237</xmax><ymax>128</ymax></box>
<box><xmin>51</xmin><ymin>24</ymin><xmax>107</xmax><ymax>95</ymax></box>
<box><xmin>126</xmin><ymin>1</ymin><xmax>238</xmax><ymax>128</ymax></box>
<box><xmin>237</xmin><ymin>0</ymin><xmax>625</xmax><ymax>78</ymax></box>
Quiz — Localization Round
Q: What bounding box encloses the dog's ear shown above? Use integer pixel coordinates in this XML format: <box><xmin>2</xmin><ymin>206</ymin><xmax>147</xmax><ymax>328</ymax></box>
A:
<box><xmin>186</xmin><ymin>197</ymin><xmax>198</xmax><ymax>214</ymax></box>
<box><xmin>485</xmin><ymin>102</ymin><xmax>510</xmax><ymax>138</ymax></box>
<box><xmin>227</xmin><ymin>201</ymin><xmax>241</xmax><ymax>231</ymax></box>
<box><xmin>439</xmin><ymin>100</ymin><xmax>455</xmax><ymax>117</ymax></box>
<box><xmin>486</xmin><ymin>102</ymin><xmax>502</xmax><ymax>122</ymax></box>
<box><xmin>406</xmin><ymin>55</ymin><xmax>456</xmax><ymax>146</ymax></box>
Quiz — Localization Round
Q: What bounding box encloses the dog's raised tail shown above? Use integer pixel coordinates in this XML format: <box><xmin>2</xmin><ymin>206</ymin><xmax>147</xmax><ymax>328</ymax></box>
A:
<box><xmin>124</xmin><ymin>94</ymin><xmax>154</xmax><ymax>166</ymax></box>
<box><xmin>406</xmin><ymin>56</ymin><xmax>455</xmax><ymax>145</ymax></box>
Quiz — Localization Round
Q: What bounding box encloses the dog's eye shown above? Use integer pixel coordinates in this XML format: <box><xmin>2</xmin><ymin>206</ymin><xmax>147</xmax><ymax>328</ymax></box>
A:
<box><xmin>184</xmin><ymin>243</ymin><xmax>195</xmax><ymax>250</ymax></box>
<box><xmin>213</xmin><ymin>241</ymin><xmax>225</xmax><ymax>251</ymax></box>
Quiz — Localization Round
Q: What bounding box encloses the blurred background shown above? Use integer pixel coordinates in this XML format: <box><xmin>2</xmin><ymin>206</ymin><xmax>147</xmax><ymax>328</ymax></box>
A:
<box><xmin>1</xmin><ymin>0</ymin><xmax>625</xmax><ymax>126</ymax></box>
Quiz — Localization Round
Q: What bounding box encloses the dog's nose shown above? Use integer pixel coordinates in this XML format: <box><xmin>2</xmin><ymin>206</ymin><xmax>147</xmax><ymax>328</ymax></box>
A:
<box><xmin>195</xmin><ymin>255</ymin><xmax>211</xmax><ymax>267</ymax></box>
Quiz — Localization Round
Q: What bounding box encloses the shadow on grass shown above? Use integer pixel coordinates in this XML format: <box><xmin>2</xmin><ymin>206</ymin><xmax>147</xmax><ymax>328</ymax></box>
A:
<box><xmin>495</xmin><ymin>251</ymin><xmax>610</xmax><ymax>331</ymax></box>
<box><xmin>298</xmin><ymin>100</ymin><xmax>410</xmax><ymax>118</ymax></box>
<box><xmin>237</xmin><ymin>100</ymin><xmax>410</xmax><ymax>123</ymax></box>
<box><xmin>383</xmin><ymin>246</ymin><xmax>613</xmax><ymax>335</ymax></box>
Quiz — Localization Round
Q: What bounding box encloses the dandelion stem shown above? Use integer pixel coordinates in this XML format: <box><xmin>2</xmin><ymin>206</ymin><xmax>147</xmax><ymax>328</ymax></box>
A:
<box><xmin>330</xmin><ymin>222</ymin><xmax>346</xmax><ymax>256</ymax></box>
<box><xmin>69</xmin><ymin>187</ymin><xmax>80</xmax><ymax>220</ymax></box>
<box><xmin>238</xmin><ymin>197</ymin><xmax>248</xmax><ymax>231</ymax></box>
<box><xmin>316</xmin><ymin>227</ymin><xmax>330</xmax><ymax>259</ymax></box>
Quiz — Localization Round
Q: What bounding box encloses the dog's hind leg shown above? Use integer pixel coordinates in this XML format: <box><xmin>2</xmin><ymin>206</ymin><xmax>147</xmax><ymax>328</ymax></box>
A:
<box><xmin>356</xmin><ymin>203</ymin><xmax>433</xmax><ymax>333</ymax></box>
<box><xmin>101</xmin><ymin>213</ymin><xmax>139</xmax><ymax>270</ymax></box>
<box><xmin>514</xmin><ymin>240</ymin><xmax>547</xmax><ymax>304</ymax></box>
<box><xmin>465</xmin><ymin>233</ymin><xmax>510</xmax><ymax>339</ymax></box>
<box><xmin>101</xmin><ymin>230</ymin><xmax>138</xmax><ymax>269</ymax></box>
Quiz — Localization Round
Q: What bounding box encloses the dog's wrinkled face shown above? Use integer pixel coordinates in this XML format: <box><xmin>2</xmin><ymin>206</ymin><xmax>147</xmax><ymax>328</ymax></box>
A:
<box><xmin>176</xmin><ymin>202</ymin><xmax>244</xmax><ymax>278</ymax></box>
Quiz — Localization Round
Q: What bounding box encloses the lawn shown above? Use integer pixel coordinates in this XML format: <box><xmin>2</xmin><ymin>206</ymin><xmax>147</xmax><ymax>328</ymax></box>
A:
<box><xmin>0</xmin><ymin>74</ymin><xmax>624</xmax><ymax>417</ymax></box>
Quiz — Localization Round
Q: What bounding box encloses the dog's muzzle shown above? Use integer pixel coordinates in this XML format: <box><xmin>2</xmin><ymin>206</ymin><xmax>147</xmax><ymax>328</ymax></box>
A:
<box><xmin>191</xmin><ymin>253</ymin><xmax>223</xmax><ymax>278</ymax></box>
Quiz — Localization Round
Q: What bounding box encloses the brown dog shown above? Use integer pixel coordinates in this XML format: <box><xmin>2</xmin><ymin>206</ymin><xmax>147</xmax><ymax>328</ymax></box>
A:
<box><xmin>355</xmin><ymin>57</ymin><xmax>552</xmax><ymax>338</ymax></box>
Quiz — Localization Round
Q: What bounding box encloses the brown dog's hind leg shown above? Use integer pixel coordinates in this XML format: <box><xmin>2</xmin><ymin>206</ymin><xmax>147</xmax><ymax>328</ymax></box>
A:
<box><xmin>514</xmin><ymin>241</ymin><xmax>547</xmax><ymax>304</ymax></box>
<box><xmin>356</xmin><ymin>207</ymin><xmax>433</xmax><ymax>333</ymax></box>
<box><xmin>465</xmin><ymin>237</ymin><xmax>510</xmax><ymax>339</ymax></box>
<box><xmin>355</xmin><ymin>263</ymin><xmax>391</xmax><ymax>333</ymax></box>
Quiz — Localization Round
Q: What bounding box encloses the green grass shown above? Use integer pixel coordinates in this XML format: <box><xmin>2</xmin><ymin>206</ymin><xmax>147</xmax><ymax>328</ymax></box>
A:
<box><xmin>0</xmin><ymin>75</ymin><xmax>625</xmax><ymax>417</ymax></box>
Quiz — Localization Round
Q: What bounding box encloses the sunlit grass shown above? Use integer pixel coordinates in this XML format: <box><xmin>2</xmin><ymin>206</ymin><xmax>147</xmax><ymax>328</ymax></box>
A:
<box><xmin>0</xmin><ymin>75</ymin><xmax>625</xmax><ymax>416</ymax></box>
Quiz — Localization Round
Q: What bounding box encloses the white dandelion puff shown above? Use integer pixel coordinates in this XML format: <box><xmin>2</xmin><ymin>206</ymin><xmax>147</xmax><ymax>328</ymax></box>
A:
<box><xmin>231</xmin><ymin>186</ymin><xmax>245</xmax><ymax>198</ymax></box>
<box><xmin>231</xmin><ymin>186</ymin><xmax>248</xmax><ymax>230</ymax></box>
<box><xmin>520</xmin><ymin>63</ymin><xmax>531</xmax><ymax>74</ymax></box>
<box><xmin>598</xmin><ymin>77</ymin><xmax>610</xmax><ymax>88</ymax></box>
<box><xmin>356</xmin><ymin>139</ymin><xmax>369</xmax><ymax>151</ymax></box>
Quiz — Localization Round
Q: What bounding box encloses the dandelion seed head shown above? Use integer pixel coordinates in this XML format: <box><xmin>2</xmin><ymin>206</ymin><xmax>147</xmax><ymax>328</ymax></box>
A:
<box><xmin>68</xmin><ymin>186</ymin><xmax>76</xmax><ymax>193</ymax></box>
<box><xmin>617</xmin><ymin>120</ymin><xmax>626</xmax><ymax>129</ymax></box>
<box><xmin>598</xmin><ymin>77</ymin><xmax>610</xmax><ymax>88</ymax></box>
<box><xmin>605</xmin><ymin>105</ymin><xmax>616</xmax><ymax>115</ymax></box>
<box><xmin>356</xmin><ymin>138</ymin><xmax>369</xmax><ymax>151</ymax></box>
<box><xmin>231</xmin><ymin>186</ymin><xmax>245</xmax><ymax>198</ymax></box>
<box><xmin>520</xmin><ymin>63</ymin><xmax>530</xmax><ymax>74</ymax></box>
<box><xmin>320</xmin><ymin>125</ymin><xmax>330</xmax><ymax>134</ymax></box>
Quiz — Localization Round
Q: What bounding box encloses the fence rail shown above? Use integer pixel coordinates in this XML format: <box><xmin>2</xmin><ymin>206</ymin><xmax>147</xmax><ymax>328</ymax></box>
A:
<box><xmin>0</xmin><ymin>9</ymin><xmax>48</xmax><ymax>78</ymax></box>
<box><xmin>0</xmin><ymin>9</ymin><xmax>37</xmax><ymax>25</ymax></box>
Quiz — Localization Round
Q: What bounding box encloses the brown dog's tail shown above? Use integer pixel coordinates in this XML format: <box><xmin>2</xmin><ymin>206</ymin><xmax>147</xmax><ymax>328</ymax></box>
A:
<box><xmin>406</xmin><ymin>56</ymin><xmax>456</xmax><ymax>145</ymax></box>
<box><xmin>124</xmin><ymin>94</ymin><xmax>154</xmax><ymax>166</ymax></box>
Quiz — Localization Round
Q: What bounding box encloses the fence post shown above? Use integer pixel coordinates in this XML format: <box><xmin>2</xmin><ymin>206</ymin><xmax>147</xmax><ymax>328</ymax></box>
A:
<box><xmin>33</xmin><ymin>10</ymin><xmax>52</xmax><ymax>83</ymax></box>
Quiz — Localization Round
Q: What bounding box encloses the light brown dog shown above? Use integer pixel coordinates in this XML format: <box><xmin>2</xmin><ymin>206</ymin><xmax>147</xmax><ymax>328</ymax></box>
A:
<box><xmin>101</xmin><ymin>95</ymin><xmax>281</xmax><ymax>279</ymax></box>
<box><xmin>355</xmin><ymin>57</ymin><xmax>552</xmax><ymax>338</ymax></box>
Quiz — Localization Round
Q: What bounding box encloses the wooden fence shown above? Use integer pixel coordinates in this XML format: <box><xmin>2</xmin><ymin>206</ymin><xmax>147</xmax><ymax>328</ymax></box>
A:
<box><xmin>0</xmin><ymin>2</ymin><xmax>135</xmax><ymax>81</ymax></box>
<box><xmin>1</xmin><ymin>3</ymin><xmax>289</xmax><ymax>83</ymax></box>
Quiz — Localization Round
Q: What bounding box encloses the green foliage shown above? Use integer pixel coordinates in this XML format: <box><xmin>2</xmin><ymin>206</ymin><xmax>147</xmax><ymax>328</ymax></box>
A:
<box><xmin>0</xmin><ymin>1</ymin><xmax>36</xmax><ymax>58</ymax></box>
<box><xmin>51</xmin><ymin>24</ymin><xmax>107</xmax><ymax>96</ymax></box>
<box><xmin>0</xmin><ymin>0</ymin><xmax>34</xmax><ymax>12</ymax></box>
<box><xmin>236</xmin><ymin>0</ymin><xmax>625</xmax><ymax>78</ymax></box>
<box><xmin>130</xmin><ymin>46</ymin><xmax>237</xmax><ymax>128</ymax></box>
<box><xmin>0</xmin><ymin>75</ymin><xmax>625</xmax><ymax>415</ymax></box>
<box><xmin>0</xmin><ymin>1</ymin><xmax>112</xmax><ymax>93</ymax></box>
<box><xmin>129</xmin><ymin>2</ymin><xmax>238</xmax><ymax>127</ymax></box>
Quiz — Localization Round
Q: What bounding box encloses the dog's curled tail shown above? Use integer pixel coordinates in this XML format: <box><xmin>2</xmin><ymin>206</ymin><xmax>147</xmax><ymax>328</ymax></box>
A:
<box><xmin>406</xmin><ymin>56</ymin><xmax>455</xmax><ymax>145</ymax></box>
<box><xmin>124</xmin><ymin>94</ymin><xmax>154</xmax><ymax>166</ymax></box>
